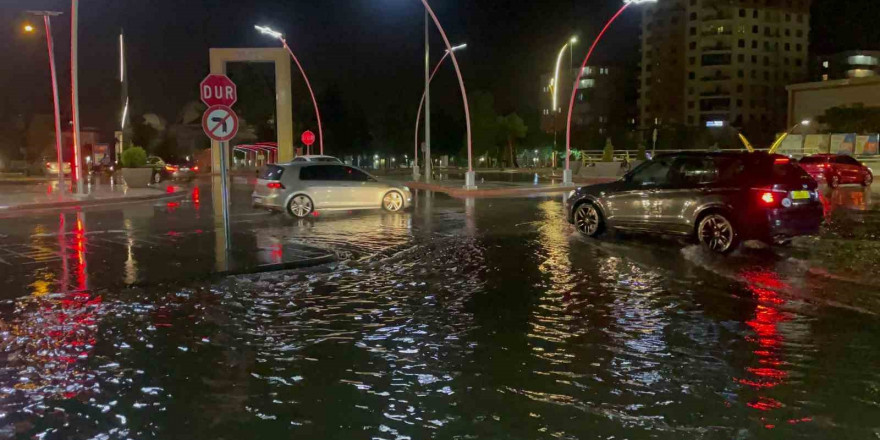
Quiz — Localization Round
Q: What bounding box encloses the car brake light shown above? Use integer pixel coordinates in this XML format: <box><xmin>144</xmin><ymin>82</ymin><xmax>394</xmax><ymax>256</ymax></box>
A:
<box><xmin>774</xmin><ymin>158</ymin><xmax>790</xmax><ymax>164</ymax></box>
<box><xmin>760</xmin><ymin>192</ymin><xmax>775</xmax><ymax>204</ymax></box>
<box><xmin>192</xmin><ymin>165</ymin><xmax>199</xmax><ymax>172</ymax></box>
<box><xmin>165</xmin><ymin>165</ymin><xmax>178</xmax><ymax>172</ymax></box>
<box><xmin>45</xmin><ymin>162</ymin><xmax>51</xmax><ymax>168</ymax></box>
<box><xmin>267</xmin><ymin>182</ymin><xmax>284</xmax><ymax>189</ymax></box>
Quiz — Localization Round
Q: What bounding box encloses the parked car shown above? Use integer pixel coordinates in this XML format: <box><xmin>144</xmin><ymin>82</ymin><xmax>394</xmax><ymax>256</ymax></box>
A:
<box><xmin>146</xmin><ymin>156</ymin><xmax>167</xmax><ymax>184</ymax></box>
<box><xmin>290</xmin><ymin>155</ymin><xmax>343</xmax><ymax>164</ymax></box>
<box><xmin>566</xmin><ymin>152</ymin><xmax>824</xmax><ymax>254</ymax></box>
<box><xmin>252</xmin><ymin>163</ymin><xmax>411</xmax><ymax>218</ymax></box>
<box><xmin>797</xmin><ymin>154</ymin><xmax>873</xmax><ymax>188</ymax></box>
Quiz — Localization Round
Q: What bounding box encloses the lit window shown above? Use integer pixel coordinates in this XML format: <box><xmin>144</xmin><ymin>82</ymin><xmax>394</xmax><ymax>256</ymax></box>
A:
<box><xmin>579</xmin><ymin>79</ymin><xmax>595</xmax><ymax>88</ymax></box>
<box><xmin>821</xmin><ymin>74</ymin><xmax>829</xmax><ymax>81</ymax></box>
<box><xmin>822</xmin><ymin>61</ymin><xmax>829</xmax><ymax>68</ymax></box>
<box><xmin>848</xmin><ymin>55</ymin><xmax>879</xmax><ymax>66</ymax></box>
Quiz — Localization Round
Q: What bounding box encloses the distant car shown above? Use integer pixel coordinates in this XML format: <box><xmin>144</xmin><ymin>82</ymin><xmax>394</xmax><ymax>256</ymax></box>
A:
<box><xmin>797</xmin><ymin>154</ymin><xmax>873</xmax><ymax>188</ymax></box>
<box><xmin>567</xmin><ymin>152</ymin><xmax>824</xmax><ymax>254</ymax></box>
<box><xmin>162</xmin><ymin>160</ymin><xmax>199</xmax><ymax>182</ymax></box>
<box><xmin>252</xmin><ymin>163</ymin><xmax>412</xmax><ymax>218</ymax></box>
<box><xmin>44</xmin><ymin>161</ymin><xmax>72</xmax><ymax>176</ymax></box>
<box><xmin>146</xmin><ymin>156</ymin><xmax>167</xmax><ymax>184</ymax></box>
<box><xmin>290</xmin><ymin>155</ymin><xmax>343</xmax><ymax>164</ymax></box>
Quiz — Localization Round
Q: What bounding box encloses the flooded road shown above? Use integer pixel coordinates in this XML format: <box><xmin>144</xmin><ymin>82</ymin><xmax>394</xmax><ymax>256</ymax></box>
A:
<box><xmin>1</xmin><ymin>185</ymin><xmax>879</xmax><ymax>438</ymax></box>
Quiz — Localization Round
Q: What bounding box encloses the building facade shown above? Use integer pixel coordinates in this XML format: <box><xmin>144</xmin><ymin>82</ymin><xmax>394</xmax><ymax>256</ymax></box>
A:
<box><xmin>639</xmin><ymin>0</ymin><xmax>811</xmax><ymax>133</ymax></box>
<box><xmin>815</xmin><ymin>51</ymin><xmax>880</xmax><ymax>82</ymax></box>
<box><xmin>540</xmin><ymin>66</ymin><xmax>628</xmax><ymax>142</ymax></box>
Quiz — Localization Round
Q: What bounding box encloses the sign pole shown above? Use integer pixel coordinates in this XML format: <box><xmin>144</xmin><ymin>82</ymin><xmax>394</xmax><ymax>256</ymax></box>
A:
<box><xmin>219</xmin><ymin>140</ymin><xmax>232</xmax><ymax>249</ymax></box>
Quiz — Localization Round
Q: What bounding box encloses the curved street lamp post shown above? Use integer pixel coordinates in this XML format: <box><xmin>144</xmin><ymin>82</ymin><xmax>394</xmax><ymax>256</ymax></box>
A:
<box><xmin>256</xmin><ymin>25</ymin><xmax>324</xmax><ymax>156</ymax></box>
<box><xmin>563</xmin><ymin>0</ymin><xmax>657</xmax><ymax>184</ymax></box>
<box><xmin>414</xmin><ymin>43</ymin><xmax>466</xmax><ymax>178</ymax></box>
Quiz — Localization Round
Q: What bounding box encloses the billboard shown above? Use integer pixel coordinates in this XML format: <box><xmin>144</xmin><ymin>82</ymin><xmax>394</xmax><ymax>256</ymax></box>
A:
<box><xmin>865</xmin><ymin>134</ymin><xmax>879</xmax><ymax>156</ymax></box>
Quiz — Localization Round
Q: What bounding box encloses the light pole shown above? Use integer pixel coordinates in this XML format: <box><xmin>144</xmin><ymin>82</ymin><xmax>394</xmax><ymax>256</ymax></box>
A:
<box><xmin>71</xmin><ymin>0</ymin><xmax>84</xmax><ymax>194</ymax></box>
<box><xmin>769</xmin><ymin>120</ymin><xmax>811</xmax><ymax>154</ymax></box>
<box><xmin>550</xmin><ymin>36</ymin><xmax>578</xmax><ymax>157</ymax></box>
<box><xmin>25</xmin><ymin>11</ymin><xmax>65</xmax><ymax>192</ymax></box>
<box><xmin>255</xmin><ymin>25</ymin><xmax>324</xmax><ymax>155</ymax></box>
<box><xmin>563</xmin><ymin>0</ymin><xmax>657</xmax><ymax>184</ymax></box>
<box><xmin>414</xmin><ymin>43</ymin><xmax>466</xmax><ymax>179</ymax></box>
<box><xmin>419</xmin><ymin>0</ymin><xmax>475</xmax><ymax>189</ymax></box>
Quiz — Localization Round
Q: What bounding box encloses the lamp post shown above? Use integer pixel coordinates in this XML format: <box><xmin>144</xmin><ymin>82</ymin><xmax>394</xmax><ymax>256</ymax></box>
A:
<box><xmin>550</xmin><ymin>36</ymin><xmax>578</xmax><ymax>157</ymax></box>
<box><xmin>419</xmin><ymin>0</ymin><xmax>475</xmax><ymax>189</ymax></box>
<box><xmin>255</xmin><ymin>25</ymin><xmax>324</xmax><ymax>155</ymax></box>
<box><xmin>769</xmin><ymin>120</ymin><xmax>810</xmax><ymax>154</ymax></box>
<box><xmin>563</xmin><ymin>0</ymin><xmax>657</xmax><ymax>184</ymax></box>
<box><xmin>414</xmin><ymin>43</ymin><xmax>466</xmax><ymax>179</ymax></box>
<box><xmin>71</xmin><ymin>0</ymin><xmax>84</xmax><ymax>194</ymax></box>
<box><xmin>25</xmin><ymin>10</ymin><xmax>65</xmax><ymax>192</ymax></box>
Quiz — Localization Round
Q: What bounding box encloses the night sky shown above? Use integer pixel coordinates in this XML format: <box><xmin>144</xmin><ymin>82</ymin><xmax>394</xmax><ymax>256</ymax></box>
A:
<box><xmin>1</xmin><ymin>0</ymin><xmax>878</xmax><ymax>134</ymax></box>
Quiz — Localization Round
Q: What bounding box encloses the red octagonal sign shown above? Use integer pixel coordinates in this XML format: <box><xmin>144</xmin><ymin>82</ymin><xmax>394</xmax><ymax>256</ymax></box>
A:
<box><xmin>200</xmin><ymin>74</ymin><xmax>237</xmax><ymax>107</ymax></box>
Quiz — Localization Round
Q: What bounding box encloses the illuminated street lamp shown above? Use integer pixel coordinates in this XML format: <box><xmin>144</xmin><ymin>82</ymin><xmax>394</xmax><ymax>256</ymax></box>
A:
<box><xmin>24</xmin><ymin>10</ymin><xmax>65</xmax><ymax>192</ymax></box>
<box><xmin>769</xmin><ymin>119</ymin><xmax>811</xmax><ymax>154</ymax></box>
<box><xmin>414</xmin><ymin>43</ymin><xmax>466</xmax><ymax>179</ymax></box>
<box><xmin>419</xmin><ymin>0</ymin><xmax>475</xmax><ymax>189</ymax></box>
<box><xmin>256</xmin><ymin>25</ymin><xmax>324</xmax><ymax>155</ymax></box>
<box><xmin>563</xmin><ymin>0</ymin><xmax>657</xmax><ymax>184</ymax></box>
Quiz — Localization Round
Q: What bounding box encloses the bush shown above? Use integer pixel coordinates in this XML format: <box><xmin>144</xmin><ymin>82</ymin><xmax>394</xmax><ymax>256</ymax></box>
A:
<box><xmin>121</xmin><ymin>146</ymin><xmax>147</xmax><ymax>168</ymax></box>
<box><xmin>602</xmin><ymin>138</ymin><xmax>614</xmax><ymax>162</ymax></box>
<box><xmin>636</xmin><ymin>144</ymin><xmax>647</xmax><ymax>161</ymax></box>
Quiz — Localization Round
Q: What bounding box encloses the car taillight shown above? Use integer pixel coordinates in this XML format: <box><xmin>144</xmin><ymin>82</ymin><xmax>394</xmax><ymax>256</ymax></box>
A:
<box><xmin>760</xmin><ymin>192</ymin><xmax>776</xmax><ymax>204</ymax></box>
<box><xmin>45</xmin><ymin>162</ymin><xmax>51</xmax><ymax>168</ymax></box>
<box><xmin>192</xmin><ymin>165</ymin><xmax>199</xmax><ymax>172</ymax></box>
<box><xmin>267</xmin><ymin>182</ymin><xmax>284</xmax><ymax>190</ymax></box>
<box><xmin>753</xmin><ymin>188</ymin><xmax>786</xmax><ymax>207</ymax></box>
<box><xmin>165</xmin><ymin>165</ymin><xmax>178</xmax><ymax>172</ymax></box>
<box><xmin>774</xmin><ymin>157</ymin><xmax>790</xmax><ymax>164</ymax></box>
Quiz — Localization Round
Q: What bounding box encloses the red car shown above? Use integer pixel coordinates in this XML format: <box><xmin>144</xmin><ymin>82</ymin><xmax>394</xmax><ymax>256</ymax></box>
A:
<box><xmin>797</xmin><ymin>154</ymin><xmax>873</xmax><ymax>188</ymax></box>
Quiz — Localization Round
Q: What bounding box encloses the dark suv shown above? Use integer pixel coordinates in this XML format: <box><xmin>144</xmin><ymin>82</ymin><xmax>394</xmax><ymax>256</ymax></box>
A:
<box><xmin>566</xmin><ymin>152</ymin><xmax>824</xmax><ymax>253</ymax></box>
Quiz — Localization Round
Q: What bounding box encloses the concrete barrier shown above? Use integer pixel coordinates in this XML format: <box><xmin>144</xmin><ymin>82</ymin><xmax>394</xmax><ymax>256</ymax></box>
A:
<box><xmin>578</xmin><ymin>162</ymin><xmax>629</xmax><ymax>179</ymax></box>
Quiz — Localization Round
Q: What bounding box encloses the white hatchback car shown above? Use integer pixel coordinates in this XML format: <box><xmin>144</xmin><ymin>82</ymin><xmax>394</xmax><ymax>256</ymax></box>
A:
<box><xmin>252</xmin><ymin>163</ymin><xmax>412</xmax><ymax>218</ymax></box>
<box><xmin>289</xmin><ymin>155</ymin><xmax>343</xmax><ymax>164</ymax></box>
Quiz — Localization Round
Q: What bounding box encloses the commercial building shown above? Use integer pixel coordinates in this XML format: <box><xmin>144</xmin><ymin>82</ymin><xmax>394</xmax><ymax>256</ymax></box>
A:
<box><xmin>540</xmin><ymin>66</ymin><xmax>628</xmax><ymax>141</ymax></box>
<box><xmin>786</xmin><ymin>76</ymin><xmax>880</xmax><ymax>128</ymax></box>
<box><xmin>639</xmin><ymin>0</ymin><xmax>811</xmax><ymax>132</ymax></box>
<box><xmin>815</xmin><ymin>50</ymin><xmax>880</xmax><ymax>81</ymax></box>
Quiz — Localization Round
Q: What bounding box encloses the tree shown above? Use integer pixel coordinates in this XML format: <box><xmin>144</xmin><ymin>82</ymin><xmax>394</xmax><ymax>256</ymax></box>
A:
<box><xmin>469</xmin><ymin>91</ymin><xmax>499</xmax><ymax>161</ymax></box>
<box><xmin>131</xmin><ymin>116</ymin><xmax>161</xmax><ymax>153</ymax></box>
<box><xmin>818</xmin><ymin>104</ymin><xmax>880</xmax><ymax>134</ymax></box>
<box><xmin>602</xmin><ymin>137</ymin><xmax>614</xmax><ymax>162</ymax></box>
<box><xmin>498</xmin><ymin>113</ymin><xmax>528</xmax><ymax>168</ymax></box>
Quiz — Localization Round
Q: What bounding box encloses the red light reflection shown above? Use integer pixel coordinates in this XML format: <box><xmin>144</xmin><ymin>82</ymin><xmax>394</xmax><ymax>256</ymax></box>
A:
<box><xmin>191</xmin><ymin>186</ymin><xmax>201</xmax><ymax>209</ymax></box>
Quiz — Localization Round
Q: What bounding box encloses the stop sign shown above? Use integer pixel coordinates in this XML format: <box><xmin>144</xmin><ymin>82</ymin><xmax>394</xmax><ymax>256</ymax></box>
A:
<box><xmin>301</xmin><ymin>130</ymin><xmax>316</xmax><ymax>147</ymax></box>
<box><xmin>200</xmin><ymin>74</ymin><xmax>237</xmax><ymax>107</ymax></box>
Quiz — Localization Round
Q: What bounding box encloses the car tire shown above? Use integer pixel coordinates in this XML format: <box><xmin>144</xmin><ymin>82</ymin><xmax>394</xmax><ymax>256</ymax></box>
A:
<box><xmin>862</xmin><ymin>173</ymin><xmax>873</xmax><ymax>187</ymax></box>
<box><xmin>287</xmin><ymin>195</ymin><xmax>314</xmax><ymax>219</ymax></box>
<box><xmin>573</xmin><ymin>202</ymin><xmax>605</xmax><ymax>238</ymax></box>
<box><xmin>697</xmin><ymin>212</ymin><xmax>739</xmax><ymax>254</ymax></box>
<box><xmin>829</xmin><ymin>174</ymin><xmax>840</xmax><ymax>188</ymax></box>
<box><xmin>382</xmin><ymin>191</ymin><xmax>404</xmax><ymax>212</ymax></box>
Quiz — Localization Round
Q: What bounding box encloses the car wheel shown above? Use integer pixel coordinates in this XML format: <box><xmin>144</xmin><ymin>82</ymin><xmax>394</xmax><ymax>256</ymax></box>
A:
<box><xmin>862</xmin><ymin>173</ymin><xmax>873</xmax><ymax>187</ymax></box>
<box><xmin>697</xmin><ymin>213</ymin><xmax>739</xmax><ymax>254</ymax></box>
<box><xmin>287</xmin><ymin>195</ymin><xmax>313</xmax><ymax>219</ymax></box>
<box><xmin>574</xmin><ymin>202</ymin><xmax>604</xmax><ymax>237</ymax></box>
<box><xmin>153</xmin><ymin>172</ymin><xmax>162</xmax><ymax>184</ymax></box>
<box><xmin>829</xmin><ymin>174</ymin><xmax>840</xmax><ymax>188</ymax></box>
<box><xmin>383</xmin><ymin>191</ymin><xmax>404</xmax><ymax>212</ymax></box>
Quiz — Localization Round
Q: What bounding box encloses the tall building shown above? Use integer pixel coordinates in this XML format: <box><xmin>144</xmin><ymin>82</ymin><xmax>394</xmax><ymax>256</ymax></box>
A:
<box><xmin>540</xmin><ymin>66</ymin><xmax>629</xmax><ymax>146</ymax></box>
<box><xmin>639</xmin><ymin>0</ymin><xmax>811</xmax><ymax>135</ymax></box>
<box><xmin>815</xmin><ymin>51</ymin><xmax>880</xmax><ymax>81</ymax></box>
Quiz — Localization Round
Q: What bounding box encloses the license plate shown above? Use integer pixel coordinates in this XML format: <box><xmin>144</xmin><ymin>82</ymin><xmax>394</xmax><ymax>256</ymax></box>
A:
<box><xmin>791</xmin><ymin>190</ymin><xmax>810</xmax><ymax>200</ymax></box>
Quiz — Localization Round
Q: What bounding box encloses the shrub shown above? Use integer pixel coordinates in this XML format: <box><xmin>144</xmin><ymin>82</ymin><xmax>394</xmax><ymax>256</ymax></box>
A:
<box><xmin>121</xmin><ymin>146</ymin><xmax>147</xmax><ymax>168</ymax></box>
<box><xmin>602</xmin><ymin>138</ymin><xmax>614</xmax><ymax>162</ymax></box>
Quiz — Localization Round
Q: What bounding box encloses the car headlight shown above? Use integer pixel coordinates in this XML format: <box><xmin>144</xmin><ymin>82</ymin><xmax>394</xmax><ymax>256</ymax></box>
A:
<box><xmin>403</xmin><ymin>186</ymin><xmax>411</xmax><ymax>192</ymax></box>
<box><xmin>568</xmin><ymin>190</ymin><xmax>576</xmax><ymax>199</ymax></box>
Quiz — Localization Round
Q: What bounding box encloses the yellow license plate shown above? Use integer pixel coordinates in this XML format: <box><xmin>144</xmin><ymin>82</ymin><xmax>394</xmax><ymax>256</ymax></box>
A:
<box><xmin>791</xmin><ymin>190</ymin><xmax>811</xmax><ymax>200</ymax></box>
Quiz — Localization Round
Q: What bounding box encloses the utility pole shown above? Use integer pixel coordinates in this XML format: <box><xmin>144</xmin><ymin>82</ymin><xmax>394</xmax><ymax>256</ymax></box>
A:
<box><xmin>71</xmin><ymin>0</ymin><xmax>84</xmax><ymax>194</ymax></box>
<box><xmin>424</xmin><ymin>10</ymin><xmax>432</xmax><ymax>183</ymax></box>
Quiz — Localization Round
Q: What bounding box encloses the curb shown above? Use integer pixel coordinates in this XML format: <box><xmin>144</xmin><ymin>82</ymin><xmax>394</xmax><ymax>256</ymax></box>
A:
<box><xmin>0</xmin><ymin>189</ymin><xmax>189</xmax><ymax>212</ymax></box>
<box><xmin>404</xmin><ymin>178</ymin><xmax>615</xmax><ymax>199</ymax></box>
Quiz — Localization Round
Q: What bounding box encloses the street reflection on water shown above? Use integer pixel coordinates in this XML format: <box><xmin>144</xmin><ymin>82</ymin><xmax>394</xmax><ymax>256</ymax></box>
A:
<box><xmin>0</xmin><ymin>187</ymin><xmax>879</xmax><ymax>438</ymax></box>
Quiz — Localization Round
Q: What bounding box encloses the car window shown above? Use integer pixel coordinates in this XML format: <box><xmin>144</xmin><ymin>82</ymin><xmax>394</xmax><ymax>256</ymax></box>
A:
<box><xmin>299</xmin><ymin>165</ymin><xmax>332</xmax><ymax>181</ymax></box>
<box><xmin>344</xmin><ymin>167</ymin><xmax>372</xmax><ymax>182</ymax></box>
<box><xmin>798</xmin><ymin>156</ymin><xmax>827</xmax><ymax>164</ymax></box>
<box><xmin>260</xmin><ymin>165</ymin><xmax>284</xmax><ymax>180</ymax></box>
<box><xmin>670</xmin><ymin>157</ymin><xmax>718</xmax><ymax>185</ymax></box>
<box><xmin>292</xmin><ymin>157</ymin><xmax>306</xmax><ymax>162</ymax></box>
<box><xmin>630</xmin><ymin>158</ymin><xmax>674</xmax><ymax>186</ymax></box>
<box><xmin>314</xmin><ymin>157</ymin><xmax>340</xmax><ymax>163</ymax></box>
<box><xmin>838</xmin><ymin>156</ymin><xmax>861</xmax><ymax>165</ymax></box>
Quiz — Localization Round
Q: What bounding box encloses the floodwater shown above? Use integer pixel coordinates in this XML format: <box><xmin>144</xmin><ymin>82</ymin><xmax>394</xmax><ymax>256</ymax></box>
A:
<box><xmin>1</xmin><ymin>188</ymin><xmax>880</xmax><ymax>439</ymax></box>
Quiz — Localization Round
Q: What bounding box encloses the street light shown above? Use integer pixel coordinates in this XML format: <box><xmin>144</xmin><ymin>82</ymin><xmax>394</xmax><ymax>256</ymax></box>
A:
<box><xmin>24</xmin><ymin>10</ymin><xmax>65</xmax><ymax>193</ymax></box>
<box><xmin>549</xmin><ymin>36</ymin><xmax>578</xmax><ymax>161</ymax></box>
<box><xmin>413</xmin><ymin>42</ymin><xmax>466</xmax><ymax>179</ymax></box>
<box><xmin>769</xmin><ymin>119</ymin><xmax>811</xmax><ymax>154</ymax></box>
<box><xmin>255</xmin><ymin>25</ymin><xmax>324</xmax><ymax>155</ymax></box>
<box><xmin>419</xmin><ymin>0</ymin><xmax>475</xmax><ymax>189</ymax></box>
<box><xmin>563</xmin><ymin>0</ymin><xmax>657</xmax><ymax>184</ymax></box>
